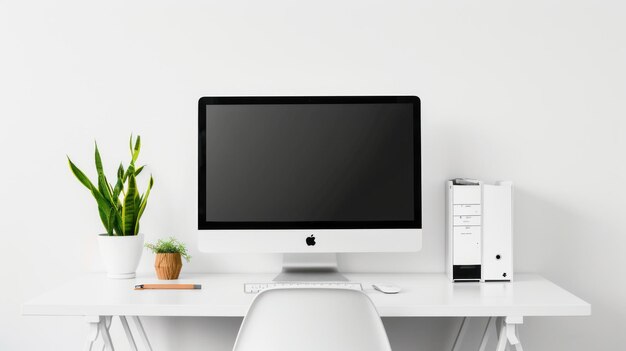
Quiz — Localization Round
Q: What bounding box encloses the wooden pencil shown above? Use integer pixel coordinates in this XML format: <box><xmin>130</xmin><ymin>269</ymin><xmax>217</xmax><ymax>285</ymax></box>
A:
<box><xmin>134</xmin><ymin>284</ymin><xmax>201</xmax><ymax>290</ymax></box>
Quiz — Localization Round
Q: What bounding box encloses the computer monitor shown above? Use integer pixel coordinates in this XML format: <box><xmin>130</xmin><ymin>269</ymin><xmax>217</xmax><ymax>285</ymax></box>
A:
<box><xmin>198</xmin><ymin>96</ymin><xmax>421</xmax><ymax>278</ymax></box>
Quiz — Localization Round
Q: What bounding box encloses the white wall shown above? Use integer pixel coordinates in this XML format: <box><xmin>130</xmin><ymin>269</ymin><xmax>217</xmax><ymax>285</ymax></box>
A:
<box><xmin>1</xmin><ymin>0</ymin><xmax>624</xmax><ymax>350</ymax></box>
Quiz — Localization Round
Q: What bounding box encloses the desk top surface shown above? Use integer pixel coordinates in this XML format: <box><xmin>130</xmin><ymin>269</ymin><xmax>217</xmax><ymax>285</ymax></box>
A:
<box><xmin>22</xmin><ymin>273</ymin><xmax>590</xmax><ymax>318</ymax></box>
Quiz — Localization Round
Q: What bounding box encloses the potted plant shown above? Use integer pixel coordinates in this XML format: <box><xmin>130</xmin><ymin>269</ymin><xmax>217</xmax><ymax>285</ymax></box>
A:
<box><xmin>68</xmin><ymin>135</ymin><xmax>154</xmax><ymax>279</ymax></box>
<box><xmin>145</xmin><ymin>237</ymin><xmax>191</xmax><ymax>280</ymax></box>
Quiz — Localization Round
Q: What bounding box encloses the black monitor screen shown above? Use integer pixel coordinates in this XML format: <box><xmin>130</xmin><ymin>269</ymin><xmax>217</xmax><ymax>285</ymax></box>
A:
<box><xmin>199</xmin><ymin>96</ymin><xmax>421</xmax><ymax>229</ymax></box>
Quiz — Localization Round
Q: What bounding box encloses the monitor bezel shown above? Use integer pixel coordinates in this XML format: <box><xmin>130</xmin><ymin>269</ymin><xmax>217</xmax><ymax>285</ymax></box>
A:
<box><xmin>198</xmin><ymin>95</ymin><xmax>421</xmax><ymax>230</ymax></box>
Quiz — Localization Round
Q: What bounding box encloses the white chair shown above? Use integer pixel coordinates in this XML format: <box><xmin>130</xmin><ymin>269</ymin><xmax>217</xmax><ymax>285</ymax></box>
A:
<box><xmin>233</xmin><ymin>288</ymin><xmax>392</xmax><ymax>351</ymax></box>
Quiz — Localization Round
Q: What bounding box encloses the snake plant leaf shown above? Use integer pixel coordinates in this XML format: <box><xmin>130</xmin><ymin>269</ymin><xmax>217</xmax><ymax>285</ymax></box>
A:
<box><xmin>92</xmin><ymin>188</ymin><xmax>115</xmax><ymax>235</ymax></box>
<box><xmin>129</xmin><ymin>134</ymin><xmax>133</xmax><ymax>155</ymax></box>
<box><xmin>130</xmin><ymin>135</ymin><xmax>141</xmax><ymax>163</ymax></box>
<box><xmin>94</xmin><ymin>142</ymin><xmax>115</xmax><ymax>208</ymax></box>
<box><xmin>134</xmin><ymin>193</ymin><xmax>141</xmax><ymax>227</ymax></box>
<box><xmin>94</xmin><ymin>142</ymin><xmax>103</xmax><ymax>172</ymax></box>
<box><xmin>135</xmin><ymin>175</ymin><xmax>154</xmax><ymax>235</ymax></box>
<box><xmin>113</xmin><ymin>163</ymin><xmax>125</xmax><ymax>200</ymax></box>
<box><xmin>113</xmin><ymin>208</ymin><xmax>123</xmax><ymax>235</ymax></box>
<box><xmin>98</xmin><ymin>204</ymin><xmax>112</xmax><ymax>234</ymax></box>
<box><xmin>122</xmin><ymin>167</ymin><xmax>131</xmax><ymax>182</ymax></box>
<box><xmin>122</xmin><ymin>167</ymin><xmax>139</xmax><ymax>235</ymax></box>
<box><xmin>133</xmin><ymin>136</ymin><xmax>141</xmax><ymax>163</ymax></box>
<box><xmin>117</xmin><ymin>163</ymin><xmax>124</xmax><ymax>179</ymax></box>
<box><xmin>106</xmin><ymin>206</ymin><xmax>117</xmax><ymax>235</ymax></box>
<box><xmin>119</xmin><ymin>163</ymin><xmax>142</xmax><ymax>182</ymax></box>
<box><xmin>69</xmin><ymin>156</ymin><xmax>111</xmax><ymax>212</ymax></box>
<box><xmin>134</xmin><ymin>165</ymin><xmax>144</xmax><ymax>176</ymax></box>
<box><xmin>68</xmin><ymin>157</ymin><xmax>96</xmax><ymax>191</ymax></box>
<box><xmin>122</xmin><ymin>136</ymin><xmax>140</xmax><ymax>191</ymax></box>
<box><xmin>93</xmin><ymin>185</ymin><xmax>115</xmax><ymax>235</ymax></box>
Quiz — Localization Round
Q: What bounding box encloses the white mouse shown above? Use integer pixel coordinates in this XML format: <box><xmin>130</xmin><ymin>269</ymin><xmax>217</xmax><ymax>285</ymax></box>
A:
<box><xmin>372</xmin><ymin>284</ymin><xmax>401</xmax><ymax>294</ymax></box>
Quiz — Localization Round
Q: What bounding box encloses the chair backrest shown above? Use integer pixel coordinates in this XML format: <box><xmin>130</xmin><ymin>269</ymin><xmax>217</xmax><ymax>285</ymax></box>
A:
<box><xmin>233</xmin><ymin>288</ymin><xmax>392</xmax><ymax>351</ymax></box>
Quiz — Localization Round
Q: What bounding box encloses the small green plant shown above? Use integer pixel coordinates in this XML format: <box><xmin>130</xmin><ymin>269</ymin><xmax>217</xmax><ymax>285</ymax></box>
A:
<box><xmin>145</xmin><ymin>237</ymin><xmax>192</xmax><ymax>262</ymax></box>
<box><xmin>68</xmin><ymin>135</ymin><xmax>154</xmax><ymax>236</ymax></box>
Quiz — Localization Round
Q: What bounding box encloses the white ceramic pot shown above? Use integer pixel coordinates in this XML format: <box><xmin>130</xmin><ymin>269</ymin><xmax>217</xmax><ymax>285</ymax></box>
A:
<box><xmin>97</xmin><ymin>233</ymin><xmax>144</xmax><ymax>279</ymax></box>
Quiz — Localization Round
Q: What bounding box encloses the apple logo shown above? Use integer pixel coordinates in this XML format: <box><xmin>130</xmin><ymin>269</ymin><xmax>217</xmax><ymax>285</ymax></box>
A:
<box><xmin>306</xmin><ymin>234</ymin><xmax>316</xmax><ymax>246</ymax></box>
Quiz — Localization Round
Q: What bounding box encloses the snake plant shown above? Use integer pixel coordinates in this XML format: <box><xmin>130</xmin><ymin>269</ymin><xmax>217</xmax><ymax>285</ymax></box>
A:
<box><xmin>68</xmin><ymin>135</ymin><xmax>154</xmax><ymax>236</ymax></box>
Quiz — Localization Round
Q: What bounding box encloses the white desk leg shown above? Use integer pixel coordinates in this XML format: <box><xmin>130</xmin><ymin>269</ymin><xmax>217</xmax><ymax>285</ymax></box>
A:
<box><xmin>451</xmin><ymin>317</ymin><xmax>469</xmax><ymax>351</ymax></box>
<box><xmin>119</xmin><ymin>316</ymin><xmax>138</xmax><ymax>351</ymax></box>
<box><xmin>99</xmin><ymin>316</ymin><xmax>113</xmax><ymax>351</ymax></box>
<box><xmin>495</xmin><ymin>317</ymin><xmax>507</xmax><ymax>351</ymax></box>
<box><xmin>130</xmin><ymin>316</ymin><xmax>153</xmax><ymax>351</ymax></box>
<box><xmin>478</xmin><ymin>317</ymin><xmax>493</xmax><ymax>351</ymax></box>
<box><xmin>495</xmin><ymin>316</ymin><xmax>524</xmax><ymax>351</ymax></box>
<box><xmin>504</xmin><ymin>316</ymin><xmax>523</xmax><ymax>351</ymax></box>
<box><xmin>98</xmin><ymin>316</ymin><xmax>115</xmax><ymax>351</ymax></box>
<box><xmin>84</xmin><ymin>316</ymin><xmax>101</xmax><ymax>351</ymax></box>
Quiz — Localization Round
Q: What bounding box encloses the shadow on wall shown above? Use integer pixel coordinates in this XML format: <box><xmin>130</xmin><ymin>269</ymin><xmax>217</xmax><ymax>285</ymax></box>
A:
<box><xmin>513</xmin><ymin>187</ymin><xmax>606</xmax><ymax>350</ymax></box>
<box><xmin>514</xmin><ymin>186</ymin><xmax>591</xmax><ymax>284</ymax></box>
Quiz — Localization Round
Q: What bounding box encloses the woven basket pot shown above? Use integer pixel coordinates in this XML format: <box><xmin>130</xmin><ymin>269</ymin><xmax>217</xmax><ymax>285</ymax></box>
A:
<box><xmin>154</xmin><ymin>253</ymin><xmax>183</xmax><ymax>280</ymax></box>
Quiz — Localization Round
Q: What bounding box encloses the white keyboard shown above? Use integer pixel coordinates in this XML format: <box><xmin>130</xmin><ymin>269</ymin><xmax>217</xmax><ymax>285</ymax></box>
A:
<box><xmin>244</xmin><ymin>282</ymin><xmax>363</xmax><ymax>294</ymax></box>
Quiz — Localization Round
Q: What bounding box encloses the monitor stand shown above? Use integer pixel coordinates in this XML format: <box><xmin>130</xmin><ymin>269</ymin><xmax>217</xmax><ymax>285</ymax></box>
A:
<box><xmin>273</xmin><ymin>253</ymin><xmax>348</xmax><ymax>281</ymax></box>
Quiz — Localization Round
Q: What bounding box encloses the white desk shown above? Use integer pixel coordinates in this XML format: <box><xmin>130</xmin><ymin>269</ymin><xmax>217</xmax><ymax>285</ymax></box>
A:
<box><xmin>22</xmin><ymin>273</ymin><xmax>590</xmax><ymax>351</ymax></box>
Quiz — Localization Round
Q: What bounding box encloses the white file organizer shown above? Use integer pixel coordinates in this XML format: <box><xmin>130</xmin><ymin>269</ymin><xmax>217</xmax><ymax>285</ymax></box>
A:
<box><xmin>447</xmin><ymin>179</ymin><xmax>514</xmax><ymax>282</ymax></box>
<box><xmin>447</xmin><ymin>180</ymin><xmax>483</xmax><ymax>282</ymax></box>
<box><xmin>482</xmin><ymin>182</ymin><xmax>513</xmax><ymax>282</ymax></box>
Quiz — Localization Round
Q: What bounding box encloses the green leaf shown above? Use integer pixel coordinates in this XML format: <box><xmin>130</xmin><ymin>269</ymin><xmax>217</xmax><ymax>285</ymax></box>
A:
<box><xmin>68</xmin><ymin>157</ymin><xmax>96</xmax><ymax>191</ymax></box>
<box><xmin>120</xmin><ymin>158</ymin><xmax>136</xmax><ymax>183</ymax></box>
<box><xmin>94</xmin><ymin>142</ymin><xmax>104</xmax><ymax>176</ymax></box>
<box><xmin>131</xmin><ymin>135</ymin><xmax>141</xmax><ymax>163</ymax></box>
<box><xmin>92</xmin><ymin>188</ymin><xmax>115</xmax><ymax>234</ymax></box>
<box><xmin>122</xmin><ymin>167</ymin><xmax>131</xmax><ymax>182</ymax></box>
<box><xmin>113</xmin><ymin>208</ymin><xmax>123</xmax><ymax>236</ymax></box>
<box><xmin>134</xmin><ymin>165</ymin><xmax>144</xmax><ymax>176</ymax></box>
<box><xmin>122</xmin><ymin>168</ymin><xmax>138</xmax><ymax>235</ymax></box>
<box><xmin>69</xmin><ymin>156</ymin><xmax>115</xmax><ymax>233</ymax></box>
<box><xmin>97</xmin><ymin>204</ymin><xmax>112</xmax><ymax>234</ymax></box>
<box><xmin>93</xmin><ymin>191</ymin><xmax>115</xmax><ymax>234</ymax></box>
<box><xmin>106</xmin><ymin>206</ymin><xmax>117</xmax><ymax>235</ymax></box>
<box><xmin>113</xmin><ymin>163</ymin><xmax>125</xmax><ymax>200</ymax></box>
<box><xmin>135</xmin><ymin>175</ymin><xmax>153</xmax><ymax>234</ymax></box>
<box><xmin>133</xmin><ymin>189</ymin><xmax>142</xmax><ymax>234</ymax></box>
<box><xmin>95</xmin><ymin>142</ymin><xmax>115</xmax><ymax>208</ymax></box>
<box><xmin>145</xmin><ymin>237</ymin><xmax>190</xmax><ymax>262</ymax></box>
<box><xmin>117</xmin><ymin>163</ymin><xmax>124</xmax><ymax>179</ymax></box>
